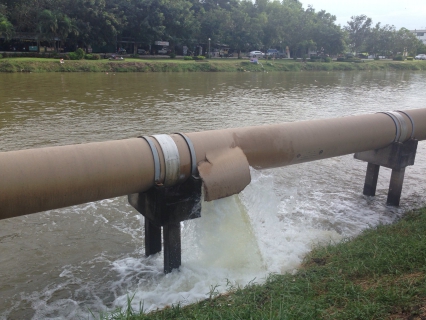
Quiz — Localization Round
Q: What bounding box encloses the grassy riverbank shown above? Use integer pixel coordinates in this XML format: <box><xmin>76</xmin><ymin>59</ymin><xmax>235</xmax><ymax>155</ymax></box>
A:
<box><xmin>1</xmin><ymin>57</ymin><xmax>426</xmax><ymax>73</ymax></box>
<box><xmin>104</xmin><ymin>207</ymin><xmax>426</xmax><ymax>319</ymax></box>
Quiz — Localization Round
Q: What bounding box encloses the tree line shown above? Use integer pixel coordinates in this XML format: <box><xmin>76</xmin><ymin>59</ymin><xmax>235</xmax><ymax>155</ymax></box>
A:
<box><xmin>0</xmin><ymin>0</ymin><xmax>425</xmax><ymax>57</ymax></box>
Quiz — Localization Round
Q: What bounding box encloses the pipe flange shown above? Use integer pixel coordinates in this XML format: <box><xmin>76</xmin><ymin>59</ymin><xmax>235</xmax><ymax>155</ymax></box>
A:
<box><xmin>391</xmin><ymin>111</ymin><xmax>408</xmax><ymax>142</ymax></box>
<box><xmin>175</xmin><ymin>132</ymin><xmax>199</xmax><ymax>179</ymax></box>
<box><xmin>138</xmin><ymin>136</ymin><xmax>161</xmax><ymax>185</ymax></box>
<box><xmin>378</xmin><ymin>111</ymin><xmax>408</xmax><ymax>142</ymax></box>
<box><xmin>152</xmin><ymin>134</ymin><xmax>180</xmax><ymax>187</ymax></box>
<box><xmin>396</xmin><ymin>110</ymin><xmax>415</xmax><ymax>139</ymax></box>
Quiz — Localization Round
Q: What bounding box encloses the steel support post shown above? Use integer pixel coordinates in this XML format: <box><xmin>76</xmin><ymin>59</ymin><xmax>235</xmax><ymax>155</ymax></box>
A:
<box><xmin>387</xmin><ymin>168</ymin><xmax>406</xmax><ymax>206</ymax></box>
<box><xmin>128</xmin><ymin>178</ymin><xmax>201</xmax><ymax>273</ymax></box>
<box><xmin>354</xmin><ymin>140</ymin><xmax>418</xmax><ymax>206</ymax></box>
<box><xmin>363</xmin><ymin>163</ymin><xmax>381</xmax><ymax>196</ymax></box>
<box><xmin>144</xmin><ymin>218</ymin><xmax>162</xmax><ymax>256</ymax></box>
<box><xmin>163</xmin><ymin>223</ymin><xmax>181</xmax><ymax>273</ymax></box>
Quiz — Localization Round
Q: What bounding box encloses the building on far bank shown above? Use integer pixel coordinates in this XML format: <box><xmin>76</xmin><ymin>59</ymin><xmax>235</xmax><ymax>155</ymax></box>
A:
<box><xmin>411</xmin><ymin>30</ymin><xmax>426</xmax><ymax>45</ymax></box>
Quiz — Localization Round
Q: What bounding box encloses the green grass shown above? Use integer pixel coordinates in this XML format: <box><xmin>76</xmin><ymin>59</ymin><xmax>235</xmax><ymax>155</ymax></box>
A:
<box><xmin>1</xmin><ymin>57</ymin><xmax>426</xmax><ymax>73</ymax></box>
<box><xmin>102</xmin><ymin>207</ymin><xmax>426</xmax><ymax>319</ymax></box>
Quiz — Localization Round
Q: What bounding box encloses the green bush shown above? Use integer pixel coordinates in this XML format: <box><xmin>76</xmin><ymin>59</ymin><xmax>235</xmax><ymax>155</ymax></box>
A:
<box><xmin>68</xmin><ymin>52</ymin><xmax>79</xmax><ymax>60</ymax></box>
<box><xmin>193</xmin><ymin>56</ymin><xmax>205</xmax><ymax>60</ymax></box>
<box><xmin>169</xmin><ymin>52</ymin><xmax>176</xmax><ymax>59</ymax></box>
<box><xmin>84</xmin><ymin>54</ymin><xmax>100</xmax><ymax>60</ymax></box>
<box><xmin>75</xmin><ymin>48</ymin><xmax>85</xmax><ymax>59</ymax></box>
<box><xmin>184</xmin><ymin>56</ymin><xmax>194</xmax><ymax>60</ymax></box>
<box><xmin>393</xmin><ymin>55</ymin><xmax>405</xmax><ymax>61</ymax></box>
<box><xmin>374</xmin><ymin>56</ymin><xmax>380</xmax><ymax>60</ymax></box>
<box><xmin>0</xmin><ymin>53</ymin><xmax>2</xmax><ymax>59</ymax></box>
<box><xmin>323</xmin><ymin>57</ymin><xmax>332</xmax><ymax>63</ymax></box>
<box><xmin>406</xmin><ymin>57</ymin><xmax>413</xmax><ymax>61</ymax></box>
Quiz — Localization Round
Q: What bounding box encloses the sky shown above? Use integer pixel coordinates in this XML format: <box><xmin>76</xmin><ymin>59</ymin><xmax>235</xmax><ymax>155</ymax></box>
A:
<box><xmin>301</xmin><ymin>0</ymin><xmax>426</xmax><ymax>30</ymax></box>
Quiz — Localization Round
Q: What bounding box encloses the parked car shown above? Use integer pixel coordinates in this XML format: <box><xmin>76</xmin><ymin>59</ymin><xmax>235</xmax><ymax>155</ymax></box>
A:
<box><xmin>158</xmin><ymin>47</ymin><xmax>169</xmax><ymax>54</ymax></box>
<box><xmin>249</xmin><ymin>50</ymin><xmax>264</xmax><ymax>57</ymax></box>
<box><xmin>266</xmin><ymin>49</ymin><xmax>285</xmax><ymax>58</ymax></box>
<box><xmin>415</xmin><ymin>54</ymin><xmax>426</xmax><ymax>60</ymax></box>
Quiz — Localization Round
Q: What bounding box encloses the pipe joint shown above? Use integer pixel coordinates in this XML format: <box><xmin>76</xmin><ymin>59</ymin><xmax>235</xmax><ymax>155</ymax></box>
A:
<box><xmin>378</xmin><ymin>111</ymin><xmax>413</xmax><ymax>143</ymax></box>
<box><xmin>139</xmin><ymin>136</ymin><xmax>161</xmax><ymax>185</ymax></box>
<box><xmin>175</xmin><ymin>132</ymin><xmax>199</xmax><ymax>179</ymax></box>
<box><xmin>152</xmin><ymin>134</ymin><xmax>181</xmax><ymax>187</ymax></box>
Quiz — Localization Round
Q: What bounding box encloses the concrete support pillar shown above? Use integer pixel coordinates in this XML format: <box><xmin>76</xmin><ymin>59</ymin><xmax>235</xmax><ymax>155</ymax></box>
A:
<box><xmin>354</xmin><ymin>140</ymin><xmax>418</xmax><ymax>206</ymax></box>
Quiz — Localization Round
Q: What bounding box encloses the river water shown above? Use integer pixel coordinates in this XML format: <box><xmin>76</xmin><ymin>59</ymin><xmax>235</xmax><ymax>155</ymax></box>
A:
<box><xmin>1</xmin><ymin>71</ymin><xmax>426</xmax><ymax>319</ymax></box>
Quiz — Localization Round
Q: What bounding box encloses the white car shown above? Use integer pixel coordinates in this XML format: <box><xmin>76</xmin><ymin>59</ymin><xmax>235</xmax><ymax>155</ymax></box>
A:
<box><xmin>415</xmin><ymin>54</ymin><xmax>426</xmax><ymax>60</ymax></box>
<box><xmin>158</xmin><ymin>47</ymin><xmax>169</xmax><ymax>55</ymax></box>
<box><xmin>249</xmin><ymin>51</ymin><xmax>264</xmax><ymax>57</ymax></box>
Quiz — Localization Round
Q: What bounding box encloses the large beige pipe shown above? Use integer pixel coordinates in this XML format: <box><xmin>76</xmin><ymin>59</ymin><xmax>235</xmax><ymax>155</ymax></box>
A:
<box><xmin>1</xmin><ymin>109</ymin><xmax>425</xmax><ymax>219</ymax></box>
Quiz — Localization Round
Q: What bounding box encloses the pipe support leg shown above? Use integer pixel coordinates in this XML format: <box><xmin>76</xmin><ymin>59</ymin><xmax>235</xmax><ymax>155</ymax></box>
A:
<box><xmin>363</xmin><ymin>163</ymin><xmax>380</xmax><ymax>196</ymax></box>
<box><xmin>163</xmin><ymin>223</ymin><xmax>181</xmax><ymax>274</ymax></box>
<box><xmin>387</xmin><ymin>168</ymin><xmax>406</xmax><ymax>206</ymax></box>
<box><xmin>144</xmin><ymin>218</ymin><xmax>162</xmax><ymax>256</ymax></box>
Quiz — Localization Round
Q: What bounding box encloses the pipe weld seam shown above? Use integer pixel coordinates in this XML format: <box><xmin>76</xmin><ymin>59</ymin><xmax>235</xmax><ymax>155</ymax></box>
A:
<box><xmin>152</xmin><ymin>134</ymin><xmax>180</xmax><ymax>187</ymax></box>
<box><xmin>138</xmin><ymin>136</ymin><xmax>161</xmax><ymax>185</ymax></box>
<box><xmin>175</xmin><ymin>132</ymin><xmax>199</xmax><ymax>179</ymax></box>
<box><xmin>396</xmin><ymin>110</ymin><xmax>415</xmax><ymax>139</ymax></box>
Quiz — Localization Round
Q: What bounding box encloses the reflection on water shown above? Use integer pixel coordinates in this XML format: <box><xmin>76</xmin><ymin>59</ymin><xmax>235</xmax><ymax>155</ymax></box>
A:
<box><xmin>0</xmin><ymin>71</ymin><xmax>426</xmax><ymax>319</ymax></box>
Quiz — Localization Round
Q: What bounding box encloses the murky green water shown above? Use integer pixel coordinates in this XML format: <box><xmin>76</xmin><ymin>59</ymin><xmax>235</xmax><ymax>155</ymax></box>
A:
<box><xmin>1</xmin><ymin>71</ymin><xmax>426</xmax><ymax>319</ymax></box>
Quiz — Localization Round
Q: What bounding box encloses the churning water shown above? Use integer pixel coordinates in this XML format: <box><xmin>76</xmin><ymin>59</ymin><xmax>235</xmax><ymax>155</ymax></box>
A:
<box><xmin>1</xmin><ymin>71</ymin><xmax>426</xmax><ymax>319</ymax></box>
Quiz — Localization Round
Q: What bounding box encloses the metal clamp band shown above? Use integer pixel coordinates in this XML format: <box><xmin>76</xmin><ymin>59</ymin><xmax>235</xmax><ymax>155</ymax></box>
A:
<box><xmin>390</xmin><ymin>111</ymin><xmax>408</xmax><ymax>142</ymax></box>
<box><xmin>378</xmin><ymin>112</ymin><xmax>401</xmax><ymax>142</ymax></box>
<box><xmin>175</xmin><ymin>132</ymin><xmax>199</xmax><ymax>179</ymax></box>
<box><xmin>138</xmin><ymin>136</ymin><xmax>161</xmax><ymax>185</ymax></box>
<box><xmin>152</xmin><ymin>134</ymin><xmax>180</xmax><ymax>187</ymax></box>
<box><xmin>396</xmin><ymin>110</ymin><xmax>415</xmax><ymax>139</ymax></box>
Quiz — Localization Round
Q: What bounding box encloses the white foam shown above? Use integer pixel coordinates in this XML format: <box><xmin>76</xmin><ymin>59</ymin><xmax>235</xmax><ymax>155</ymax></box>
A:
<box><xmin>4</xmin><ymin>155</ymin><xmax>424</xmax><ymax>319</ymax></box>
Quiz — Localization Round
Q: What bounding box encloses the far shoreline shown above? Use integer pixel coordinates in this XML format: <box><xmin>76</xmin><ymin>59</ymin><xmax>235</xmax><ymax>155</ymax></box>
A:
<box><xmin>1</xmin><ymin>56</ymin><xmax>426</xmax><ymax>73</ymax></box>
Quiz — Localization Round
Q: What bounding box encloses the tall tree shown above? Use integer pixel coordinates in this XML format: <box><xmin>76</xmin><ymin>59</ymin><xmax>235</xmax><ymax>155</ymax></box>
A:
<box><xmin>365</xmin><ymin>23</ymin><xmax>395</xmax><ymax>57</ymax></box>
<box><xmin>344</xmin><ymin>14</ymin><xmax>372</xmax><ymax>53</ymax></box>
<box><xmin>37</xmin><ymin>9</ymin><xmax>58</xmax><ymax>48</ymax></box>
<box><xmin>394</xmin><ymin>28</ymin><xmax>420</xmax><ymax>56</ymax></box>
<box><xmin>0</xmin><ymin>13</ymin><xmax>14</xmax><ymax>39</ymax></box>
